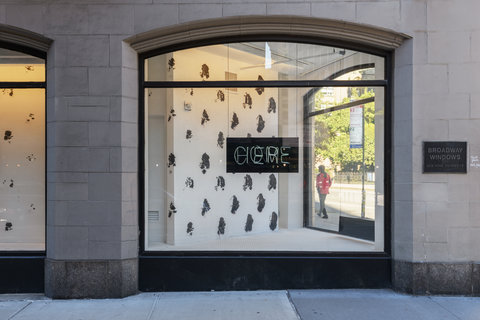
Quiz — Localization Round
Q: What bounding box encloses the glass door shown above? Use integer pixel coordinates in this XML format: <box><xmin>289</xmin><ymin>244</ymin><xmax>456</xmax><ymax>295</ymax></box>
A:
<box><xmin>304</xmin><ymin>85</ymin><xmax>384</xmax><ymax>247</ymax></box>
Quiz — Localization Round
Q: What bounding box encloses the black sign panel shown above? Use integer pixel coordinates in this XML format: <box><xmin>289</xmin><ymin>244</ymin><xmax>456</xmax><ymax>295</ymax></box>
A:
<box><xmin>226</xmin><ymin>137</ymin><xmax>299</xmax><ymax>173</ymax></box>
<box><xmin>423</xmin><ymin>141</ymin><xmax>467</xmax><ymax>173</ymax></box>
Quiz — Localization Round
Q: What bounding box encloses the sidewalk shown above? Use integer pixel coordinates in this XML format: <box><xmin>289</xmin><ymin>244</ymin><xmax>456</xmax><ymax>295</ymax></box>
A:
<box><xmin>1</xmin><ymin>289</ymin><xmax>479</xmax><ymax>320</ymax></box>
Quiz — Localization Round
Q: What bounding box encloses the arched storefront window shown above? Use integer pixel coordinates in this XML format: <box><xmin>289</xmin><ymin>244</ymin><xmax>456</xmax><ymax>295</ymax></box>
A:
<box><xmin>0</xmin><ymin>44</ymin><xmax>45</xmax><ymax>251</ymax></box>
<box><xmin>140</xmin><ymin>41</ymin><xmax>388</xmax><ymax>253</ymax></box>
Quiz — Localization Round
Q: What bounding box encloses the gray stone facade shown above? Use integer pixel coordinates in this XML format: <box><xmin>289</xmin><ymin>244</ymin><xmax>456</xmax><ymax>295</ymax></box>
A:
<box><xmin>1</xmin><ymin>0</ymin><xmax>479</xmax><ymax>297</ymax></box>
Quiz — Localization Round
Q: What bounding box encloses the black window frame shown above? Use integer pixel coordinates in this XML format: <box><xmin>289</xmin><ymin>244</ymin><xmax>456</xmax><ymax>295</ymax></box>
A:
<box><xmin>138</xmin><ymin>35</ymin><xmax>393</xmax><ymax>291</ymax></box>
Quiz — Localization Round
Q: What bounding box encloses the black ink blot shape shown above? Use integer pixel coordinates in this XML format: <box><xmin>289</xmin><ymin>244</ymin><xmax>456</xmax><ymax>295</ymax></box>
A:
<box><xmin>255</xmin><ymin>75</ymin><xmax>264</xmax><ymax>95</ymax></box>
<box><xmin>26</xmin><ymin>153</ymin><xmax>36</xmax><ymax>162</ymax></box>
<box><xmin>256</xmin><ymin>115</ymin><xmax>265</xmax><ymax>133</ymax></box>
<box><xmin>167</xmin><ymin>153</ymin><xmax>176</xmax><ymax>168</ymax></box>
<box><xmin>187</xmin><ymin>222</ymin><xmax>194</xmax><ymax>235</ymax></box>
<box><xmin>200</xmin><ymin>153</ymin><xmax>210</xmax><ymax>174</ymax></box>
<box><xmin>186</xmin><ymin>129</ymin><xmax>193</xmax><ymax>140</ymax></box>
<box><xmin>201</xmin><ymin>199</ymin><xmax>211</xmax><ymax>216</ymax></box>
<box><xmin>201</xmin><ymin>109</ymin><xmax>210</xmax><ymax>125</ymax></box>
<box><xmin>30</xmin><ymin>203</ymin><xmax>36</xmax><ymax>211</ymax></box>
<box><xmin>243</xmin><ymin>174</ymin><xmax>253</xmax><ymax>191</ymax></box>
<box><xmin>167</xmin><ymin>107</ymin><xmax>176</xmax><ymax>122</ymax></box>
<box><xmin>25</xmin><ymin>65</ymin><xmax>34</xmax><ymax>72</ymax></box>
<box><xmin>26</xmin><ymin>113</ymin><xmax>35</xmax><ymax>122</ymax></box>
<box><xmin>168</xmin><ymin>58</ymin><xmax>175</xmax><ymax>71</ymax></box>
<box><xmin>268</xmin><ymin>97</ymin><xmax>277</xmax><ymax>114</ymax></box>
<box><xmin>231</xmin><ymin>196</ymin><xmax>240</xmax><ymax>214</ymax></box>
<box><xmin>190</xmin><ymin>88</ymin><xmax>194</xmax><ymax>96</ymax></box>
<box><xmin>247</xmin><ymin>133</ymin><xmax>252</xmax><ymax>138</ymax></box>
<box><xmin>268</xmin><ymin>174</ymin><xmax>277</xmax><ymax>191</ymax></box>
<box><xmin>168</xmin><ymin>202</ymin><xmax>177</xmax><ymax>218</ymax></box>
<box><xmin>200</xmin><ymin>64</ymin><xmax>210</xmax><ymax>79</ymax></box>
<box><xmin>2</xmin><ymin>89</ymin><xmax>13</xmax><ymax>96</ymax></box>
<box><xmin>185</xmin><ymin>177</ymin><xmax>194</xmax><ymax>189</ymax></box>
<box><xmin>8</xmin><ymin>179</ymin><xmax>14</xmax><ymax>188</ymax></box>
<box><xmin>270</xmin><ymin>212</ymin><xmax>278</xmax><ymax>231</ymax></box>
<box><xmin>245</xmin><ymin>214</ymin><xmax>254</xmax><ymax>232</ymax></box>
<box><xmin>216</xmin><ymin>90</ymin><xmax>225</xmax><ymax>102</ymax></box>
<box><xmin>231</xmin><ymin>113</ymin><xmax>239</xmax><ymax>130</ymax></box>
<box><xmin>243</xmin><ymin>93</ymin><xmax>252</xmax><ymax>109</ymax></box>
<box><xmin>217</xmin><ymin>131</ymin><xmax>224</xmax><ymax>148</ymax></box>
<box><xmin>215</xmin><ymin>176</ymin><xmax>225</xmax><ymax>191</ymax></box>
<box><xmin>217</xmin><ymin>217</ymin><xmax>226</xmax><ymax>235</ymax></box>
<box><xmin>5</xmin><ymin>222</ymin><xmax>12</xmax><ymax>231</ymax></box>
<box><xmin>257</xmin><ymin>193</ymin><xmax>265</xmax><ymax>212</ymax></box>
<box><xmin>4</xmin><ymin>130</ymin><xmax>13</xmax><ymax>142</ymax></box>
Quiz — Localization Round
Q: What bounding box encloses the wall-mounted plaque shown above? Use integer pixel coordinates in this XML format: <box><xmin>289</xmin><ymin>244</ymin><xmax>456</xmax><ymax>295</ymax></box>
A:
<box><xmin>423</xmin><ymin>141</ymin><xmax>467</xmax><ymax>173</ymax></box>
<box><xmin>226</xmin><ymin>137</ymin><xmax>299</xmax><ymax>173</ymax></box>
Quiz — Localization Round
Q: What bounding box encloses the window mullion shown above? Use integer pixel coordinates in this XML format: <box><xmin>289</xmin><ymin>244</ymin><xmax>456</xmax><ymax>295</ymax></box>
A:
<box><xmin>143</xmin><ymin>80</ymin><xmax>387</xmax><ymax>88</ymax></box>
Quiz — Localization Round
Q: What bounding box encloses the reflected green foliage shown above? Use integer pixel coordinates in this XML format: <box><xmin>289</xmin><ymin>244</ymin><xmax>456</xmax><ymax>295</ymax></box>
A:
<box><xmin>315</xmin><ymin>88</ymin><xmax>376</xmax><ymax>172</ymax></box>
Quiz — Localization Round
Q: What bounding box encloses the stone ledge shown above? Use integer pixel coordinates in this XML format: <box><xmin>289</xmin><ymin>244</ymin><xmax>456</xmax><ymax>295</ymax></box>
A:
<box><xmin>393</xmin><ymin>260</ymin><xmax>480</xmax><ymax>296</ymax></box>
<box><xmin>45</xmin><ymin>258</ymin><xmax>138</xmax><ymax>299</ymax></box>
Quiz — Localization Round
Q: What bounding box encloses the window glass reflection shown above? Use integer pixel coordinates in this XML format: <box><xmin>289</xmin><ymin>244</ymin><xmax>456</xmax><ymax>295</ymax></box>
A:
<box><xmin>305</xmin><ymin>86</ymin><xmax>384</xmax><ymax>250</ymax></box>
<box><xmin>145</xmin><ymin>87</ymin><xmax>300</xmax><ymax>251</ymax></box>
<box><xmin>0</xmin><ymin>48</ymin><xmax>45</xmax><ymax>82</ymax></box>
<box><xmin>144</xmin><ymin>42</ymin><xmax>385</xmax><ymax>252</ymax></box>
<box><xmin>145</xmin><ymin>42</ymin><xmax>384</xmax><ymax>82</ymax></box>
<box><xmin>145</xmin><ymin>87</ymin><xmax>384</xmax><ymax>251</ymax></box>
<box><xmin>0</xmin><ymin>89</ymin><xmax>45</xmax><ymax>250</ymax></box>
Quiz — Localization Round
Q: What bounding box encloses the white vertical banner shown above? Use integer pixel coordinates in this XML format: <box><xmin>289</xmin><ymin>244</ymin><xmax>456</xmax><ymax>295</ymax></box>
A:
<box><xmin>349</xmin><ymin>105</ymin><xmax>363</xmax><ymax>148</ymax></box>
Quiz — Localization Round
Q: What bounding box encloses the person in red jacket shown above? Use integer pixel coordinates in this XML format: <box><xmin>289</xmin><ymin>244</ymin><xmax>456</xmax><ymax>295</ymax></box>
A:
<box><xmin>316</xmin><ymin>165</ymin><xmax>332</xmax><ymax>219</ymax></box>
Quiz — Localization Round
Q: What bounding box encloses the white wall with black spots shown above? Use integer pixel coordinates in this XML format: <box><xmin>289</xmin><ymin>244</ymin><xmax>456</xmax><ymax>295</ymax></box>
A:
<box><xmin>163</xmin><ymin>46</ymin><xmax>280</xmax><ymax>245</ymax></box>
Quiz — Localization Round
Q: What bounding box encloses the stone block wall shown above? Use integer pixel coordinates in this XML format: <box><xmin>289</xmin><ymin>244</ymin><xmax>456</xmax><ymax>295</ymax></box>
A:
<box><xmin>0</xmin><ymin>0</ymin><xmax>479</xmax><ymax>297</ymax></box>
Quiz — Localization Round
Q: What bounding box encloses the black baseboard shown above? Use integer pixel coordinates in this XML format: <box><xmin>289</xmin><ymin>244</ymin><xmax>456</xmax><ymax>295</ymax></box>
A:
<box><xmin>139</xmin><ymin>256</ymin><xmax>391</xmax><ymax>292</ymax></box>
<box><xmin>339</xmin><ymin>216</ymin><xmax>375</xmax><ymax>241</ymax></box>
<box><xmin>0</xmin><ymin>256</ymin><xmax>44</xmax><ymax>293</ymax></box>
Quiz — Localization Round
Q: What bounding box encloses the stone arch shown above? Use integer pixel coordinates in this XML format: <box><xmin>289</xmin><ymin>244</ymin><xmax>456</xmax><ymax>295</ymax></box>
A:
<box><xmin>125</xmin><ymin>16</ymin><xmax>409</xmax><ymax>53</ymax></box>
<box><xmin>0</xmin><ymin>24</ymin><xmax>52</xmax><ymax>52</ymax></box>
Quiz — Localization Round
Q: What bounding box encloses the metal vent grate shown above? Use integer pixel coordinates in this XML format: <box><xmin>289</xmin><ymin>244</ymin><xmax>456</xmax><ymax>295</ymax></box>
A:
<box><xmin>148</xmin><ymin>211</ymin><xmax>159</xmax><ymax>221</ymax></box>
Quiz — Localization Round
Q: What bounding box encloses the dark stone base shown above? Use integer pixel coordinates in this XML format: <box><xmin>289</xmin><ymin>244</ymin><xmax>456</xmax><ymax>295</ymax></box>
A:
<box><xmin>393</xmin><ymin>260</ymin><xmax>480</xmax><ymax>296</ymax></box>
<box><xmin>45</xmin><ymin>258</ymin><xmax>138</xmax><ymax>299</ymax></box>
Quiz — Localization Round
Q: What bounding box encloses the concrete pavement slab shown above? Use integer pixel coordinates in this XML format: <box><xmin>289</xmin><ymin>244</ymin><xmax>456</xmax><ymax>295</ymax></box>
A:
<box><xmin>288</xmin><ymin>289</ymin><xmax>470</xmax><ymax>320</ymax></box>
<box><xmin>0</xmin><ymin>291</ymin><xmax>298</xmax><ymax>320</ymax></box>
<box><xmin>10</xmin><ymin>293</ymin><xmax>156</xmax><ymax>320</ymax></box>
<box><xmin>430</xmin><ymin>296</ymin><xmax>480</xmax><ymax>320</ymax></box>
<box><xmin>0</xmin><ymin>301</ymin><xmax>31</xmax><ymax>320</ymax></box>
<box><xmin>2</xmin><ymin>289</ymin><xmax>479</xmax><ymax>320</ymax></box>
<box><xmin>149</xmin><ymin>291</ymin><xmax>299</xmax><ymax>320</ymax></box>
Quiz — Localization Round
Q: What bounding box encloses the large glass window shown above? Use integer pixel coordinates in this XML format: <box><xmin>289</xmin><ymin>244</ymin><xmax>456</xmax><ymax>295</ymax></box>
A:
<box><xmin>0</xmin><ymin>47</ymin><xmax>45</xmax><ymax>251</ymax></box>
<box><xmin>143</xmin><ymin>42</ymin><xmax>386</xmax><ymax>252</ymax></box>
